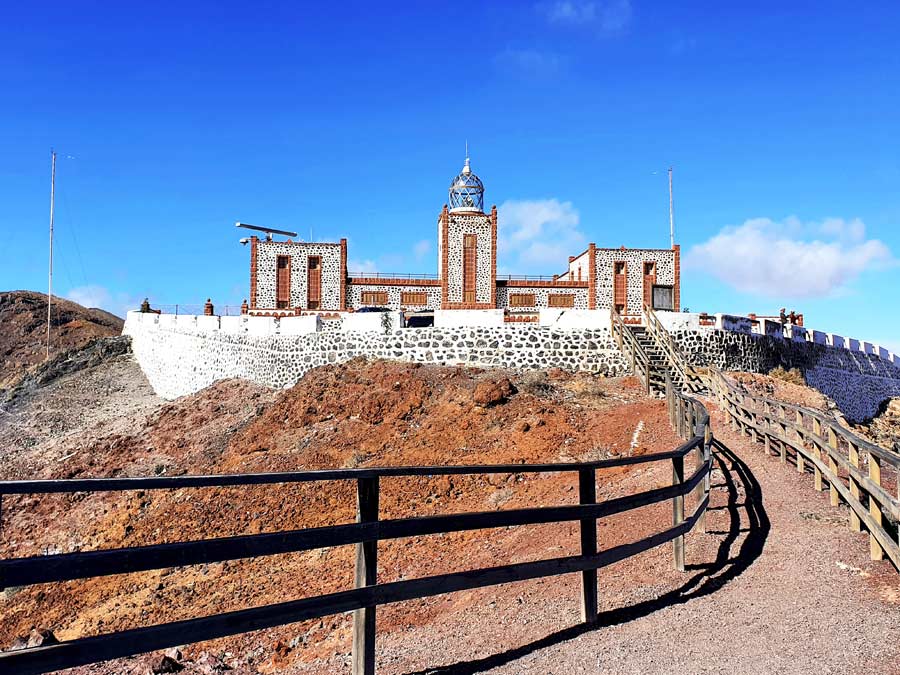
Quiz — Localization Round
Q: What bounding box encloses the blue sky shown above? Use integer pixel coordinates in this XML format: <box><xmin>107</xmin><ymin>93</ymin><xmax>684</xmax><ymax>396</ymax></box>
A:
<box><xmin>2</xmin><ymin>1</ymin><xmax>899</xmax><ymax>349</ymax></box>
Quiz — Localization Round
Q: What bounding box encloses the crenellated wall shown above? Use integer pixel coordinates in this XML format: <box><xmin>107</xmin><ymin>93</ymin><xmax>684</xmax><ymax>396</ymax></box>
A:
<box><xmin>673</xmin><ymin>329</ymin><xmax>900</xmax><ymax>422</ymax></box>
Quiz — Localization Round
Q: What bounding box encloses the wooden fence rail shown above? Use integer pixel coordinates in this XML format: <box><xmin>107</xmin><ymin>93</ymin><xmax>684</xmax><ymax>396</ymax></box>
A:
<box><xmin>709</xmin><ymin>369</ymin><xmax>900</xmax><ymax>570</ymax></box>
<box><xmin>0</xmin><ymin>390</ymin><xmax>711</xmax><ymax>675</ymax></box>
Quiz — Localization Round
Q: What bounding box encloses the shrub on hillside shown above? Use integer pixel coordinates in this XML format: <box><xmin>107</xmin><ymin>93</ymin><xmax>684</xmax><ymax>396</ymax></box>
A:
<box><xmin>769</xmin><ymin>366</ymin><xmax>806</xmax><ymax>386</ymax></box>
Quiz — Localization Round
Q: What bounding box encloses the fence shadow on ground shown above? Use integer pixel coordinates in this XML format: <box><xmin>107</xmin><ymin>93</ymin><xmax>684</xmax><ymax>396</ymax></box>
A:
<box><xmin>404</xmin><ymin>440</ymin><xmax>769</xmax><ymax>675</ymax></box>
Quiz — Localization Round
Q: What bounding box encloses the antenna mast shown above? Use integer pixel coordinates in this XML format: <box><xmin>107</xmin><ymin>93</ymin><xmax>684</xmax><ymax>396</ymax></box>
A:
<box><xmin>668</xmin><ymin>166</ymin><xmax>675</xmax><ymax>248</ymax></box>
<box><xmin>46</xmin><ymin>149</ymin><xmax>57</xmax><ymax>361</ymax></box>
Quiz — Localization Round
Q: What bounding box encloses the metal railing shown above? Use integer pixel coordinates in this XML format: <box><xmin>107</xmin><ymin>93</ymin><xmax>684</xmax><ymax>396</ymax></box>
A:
<box><xmin>709</xmin><ymin>368</ymin><xmax>899</xmax><ymax>570</ymax></box>
<box><xmin>0</xmin><ymin>391</ymin><xmax>711</xmax><ymax>675</ymax></box>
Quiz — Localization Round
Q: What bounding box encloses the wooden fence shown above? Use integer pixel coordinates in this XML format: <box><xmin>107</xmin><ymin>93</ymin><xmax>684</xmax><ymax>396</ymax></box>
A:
<box><xmin>710</xmin><ymin>369</ymin><xmax>900</xmax><ymax>569</ymax></box>
<box><xmin>0</xmin><ymin>392</ymin><xmax>711</xmax><ymax>675</ymax></box>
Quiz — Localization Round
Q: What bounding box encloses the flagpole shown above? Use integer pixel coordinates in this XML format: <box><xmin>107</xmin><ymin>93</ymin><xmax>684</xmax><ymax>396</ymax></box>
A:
<box><xmin>47</xmin><ymin>149</ymin><xmax>56</xmax><ymax>361</ymax></box>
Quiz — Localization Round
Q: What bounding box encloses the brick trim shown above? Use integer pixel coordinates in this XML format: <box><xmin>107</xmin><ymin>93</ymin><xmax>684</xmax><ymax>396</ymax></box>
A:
<box><xmin>440</xmin><ymin>205</ymin><xmax>450</xmax><ymax>309</ymax></box>
<box><xmin>673</xmin><ymin>243</ymin><xmax>681</xmax><ymax>312</ymax></box>
<box><xmin>249</xmin><ymin>236</ymin><xmax>258</xmax><ymax>309</ymax></box>
<box><xmin>339</xmin><ymin>238</ymin><xmax>347</xmax><ymax>311</ymax></box>
<box><xmin>490</xmin><ymin>204</ymin><xmax>498</xmax><ymax>308</ymax></box>
<box><xmin>442</xmin><ymin>302</ymin><xmax>496</xmax><ymax>310</ymax></box>
<box><xmin>497</xmin><ymin>279</ymin><xmax>588</xmax><ymax>288</ymax></box>
<box><xmin>349</xmin><ymin>277</ymin><xmax>442</xmax><ymax>287</ymax></box>
<box><xmin>587</xmin><ymin>243</ymin><xmax>596</xmax><ymax>310</ymax></box>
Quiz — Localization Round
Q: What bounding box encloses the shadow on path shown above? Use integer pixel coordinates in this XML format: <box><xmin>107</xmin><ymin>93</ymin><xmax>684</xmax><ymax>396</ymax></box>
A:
<box><xmin>403</xmin><ymin>440</ymin><xmax>770</xmax><ymax>675</ymax></box>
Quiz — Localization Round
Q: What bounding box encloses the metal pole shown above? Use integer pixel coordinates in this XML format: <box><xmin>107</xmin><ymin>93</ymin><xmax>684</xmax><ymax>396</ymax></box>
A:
<box><xmin>46</xmin><ymin>149</ymin><xmax>57</xmax><ymax>361</ymax></box>
<box><xmin>668</xmin><ymin>166</ymin><xmax>675</xmax><ymax>248</ymax></box>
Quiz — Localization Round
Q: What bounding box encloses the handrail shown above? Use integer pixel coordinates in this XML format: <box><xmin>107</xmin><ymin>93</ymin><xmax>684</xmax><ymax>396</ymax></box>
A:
<box><xmin>611</xmin><ymin>308</ymin><xmax>651</xmax><ymax>394</ymax></box>
<box><xmin>0</xmin><ymin>391</ymin><xmax>712</xmax><ymax>675</ymax></box>
<box><xmin>708</xmin><ymin>368</ymin><xmax>900</xmax><ymax>571</ymax></box>
<box><xmin>643</xmin><ymin>303</ymin><xmax>705</xmax><ymax>393</ymax></box>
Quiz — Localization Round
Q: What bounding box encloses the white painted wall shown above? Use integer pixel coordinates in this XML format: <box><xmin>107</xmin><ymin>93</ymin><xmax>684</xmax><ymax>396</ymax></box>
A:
<box><xmin>341</xmin><ymin>311</ymin><xmax>402</xmax><ymax>333</ymax></box>
<box><xmin>539</xmin><ymin>308</ymin><xmax>612</xmax><ymax>329</ymax></box>
<box><xmin>433</xmin><ymin>309</ymin><xmax>505</xmax><ymax>328</ymax></box>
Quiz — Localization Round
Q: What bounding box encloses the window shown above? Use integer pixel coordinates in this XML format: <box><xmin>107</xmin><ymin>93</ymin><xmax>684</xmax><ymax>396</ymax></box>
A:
<box><xmin>401</xmin><ymin>291</ymin><xmax>428</xmax><ymax>306</ymax></box>
<box><xmin>463</xmin><ymin>234</ymin><xmax>477</xmax><ymax>303</ymax></box>
<box><xmin>548</xmin><ymin>294</ymin><xmax>575</xmax><ymax>308</ymax></box>
<box><xmin>307</xmin><ymin>256</ymin><xmax>321</xmax><ymax>310</ymax></box>
<box><xmin>360</xmin><ymin>291</ymin><xmax>388</xmax><ymax>306</ymax></box>
<box><xmin>509</xmin><ymin>293</ymin><xmax>536</xmax><ymax>308</ymax></box>
<box><xmin>613</xmin><ymin>261</ymin><xmax>627</xmax><ymax>313</ymax></box>
<box><xmin>276</xmin><ymin>255</ymin><xmax>291</xmax><ymax>309</ymax></box>
<box><xmin>644</xmin><ymin>261</ymin><xmax>655</xmax><ymax>276</ymax></box>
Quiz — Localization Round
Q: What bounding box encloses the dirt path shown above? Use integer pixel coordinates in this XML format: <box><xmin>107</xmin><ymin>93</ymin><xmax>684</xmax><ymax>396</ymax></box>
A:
<box><xmin>359</xmin><ymin>402</ymin><xmax>900</xmax><ymax>675</ymax></box>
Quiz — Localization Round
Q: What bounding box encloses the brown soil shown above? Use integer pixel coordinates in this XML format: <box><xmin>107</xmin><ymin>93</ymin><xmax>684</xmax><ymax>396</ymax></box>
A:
<box><xmin>0</xmin><ymin>356</ymin><xmax>683</xmax><ymax>673</ymax></box>
<box><xmin>729</xmin><ymin>370</ymin><xmax>833</xmax><ymax>413</ymax></box>
<box><xmin>0</xmin><ymin>290</ymin><xmax>123</xmax><ymax>390</ymax></box>
<box><xmin>1</xmin><ymin>349</ymin><xmax>897</xmax><ymax>674</ymax></box>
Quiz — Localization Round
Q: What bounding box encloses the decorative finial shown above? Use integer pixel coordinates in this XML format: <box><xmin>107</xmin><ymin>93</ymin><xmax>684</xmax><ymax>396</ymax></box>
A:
<box><xmin>462</xmin><ymin>141</ymin><xmax>471</xmax><ymax>175</ymax></box>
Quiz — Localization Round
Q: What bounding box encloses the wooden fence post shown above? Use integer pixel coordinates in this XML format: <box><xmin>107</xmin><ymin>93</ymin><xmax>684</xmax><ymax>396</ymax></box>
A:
<box><xmin>578</xmin><ymin>468</ymin><xmax>598</xmax><ymax>624</ymax></box>
<box><xmin>826</xmin><ymin>427</ymin><xmax>840</xmax><ymax>507</ymax></box>
<box><xmin>848</xmin><ymin>440</ymin><xmax>862</xmax><ymax>533</ymax></box>
<box><xmin>811</xmin><ymin>418</ymin><xmax>824</xmax><ymax>492</ymax></box>
<box><xmin>352</xmin><ymin>476</ymin><xmax>379</xmax><ymax>675</ymax></box>
<box><xmin>795</xmin><ymin>412</ymin><xmax>806</xmax><ymax>474</ymax></box>
<box><xmin>672</xmin><ymin>455</ymin><xmax>685</xmax><ymax>572</ymax></box>
<box><xmin>868</xmin><ymin>455</ymin><xmax>885</xmax><ymax>561</ymax></box>
<box><xmin>696</xmin><ymin>424</ymin><xmax>711</xmax><ymax>533</ymax></box>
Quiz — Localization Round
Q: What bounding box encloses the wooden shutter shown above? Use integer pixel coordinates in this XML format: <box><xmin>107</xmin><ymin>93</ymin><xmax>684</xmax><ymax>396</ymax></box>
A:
<box><xmin>276</xmin><ymin>255</ymin><xmax>291</xmax><ymax>309</ymax></box>
<box><xmin>400</xmin><ymin>291</ymin><xmax>428</xmax><ymax>306</ymax></box>
<box><xmin>642</xmin><ymin>261</ymin><xmax>656</xmax><ymax>310</ymax></box>
<box><xmin>548</xmin><ymin>294</ymin><xmax>575</xmax><ymax>308</ymax></box>
<box><xmin>463</xmin><ymin>234</ymin><xmax>477</xmax><ymax>304</ymax></box>
<box><xmin>613</xmin><ymin>261</ymin><xmax>627</xmax><ymax>313</ymax></box>
<box><xmin>361</xmin><ymin>291</ymin><xmax>388</xmax><ymax>306</ymax></box>
<box><xmin>509</xmin><ymin>293</ymin><xmax>535</xmax><ymax>308</ymax></box>
<box><xmin>307</xmin><ymin>256</ymin><xmax>321</xmax><ymax>310</ymax></box>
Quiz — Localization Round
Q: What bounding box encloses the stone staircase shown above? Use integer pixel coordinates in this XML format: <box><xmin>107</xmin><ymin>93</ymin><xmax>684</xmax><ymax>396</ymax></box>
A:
<box><xmin>629</xmin><ymin>325</ymin><xmax>684</xmax><ymax>393</ymax></box>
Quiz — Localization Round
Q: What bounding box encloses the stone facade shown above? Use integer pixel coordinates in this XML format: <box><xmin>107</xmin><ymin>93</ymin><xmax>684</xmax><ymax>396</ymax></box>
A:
<box><xmin>496</xmin><ymin>285</ymin><xmax>590</xmax><ymax>311</ymax></box>
<box><xmin>124</xmin><ymin>312</ymin><xmax>628</xmax><ymax>400</ymax></box>
<box><xmin>440</xmin><ymin>211</ymin><xmax>495</xmax><ymax>307</ymax></box>
<box><xmin>253</xmin><ymin>240</ymin><xmax>343</xmax><ymax>311</ymax></box>
<box><xmin>593</xmin><ymin>247</ymin><xmax>678</xmax><ymax>314</ymax></box>
<box><xmin>345</xmin><ymin>282</ymin><xmax>442</xmax><ymax>311</ymax></box>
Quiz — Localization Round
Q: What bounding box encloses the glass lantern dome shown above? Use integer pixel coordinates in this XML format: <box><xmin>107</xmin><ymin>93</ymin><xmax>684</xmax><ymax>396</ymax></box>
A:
<box><xmin>448</xmin><ymin>157</ymin><xmax>484</xmax><ymax>213</ymax></box>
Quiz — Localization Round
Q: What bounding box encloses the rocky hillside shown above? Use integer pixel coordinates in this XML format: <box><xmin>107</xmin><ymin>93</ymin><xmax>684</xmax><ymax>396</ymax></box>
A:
<box><xmin>0</xmin><ymin>290</ymin><xmax>123</xmax><ymax>389</ymax></box>
<box><xmin>0</xmin><ymin>352</ymin><xmax>684</xmax><ymax>674</ymax></box>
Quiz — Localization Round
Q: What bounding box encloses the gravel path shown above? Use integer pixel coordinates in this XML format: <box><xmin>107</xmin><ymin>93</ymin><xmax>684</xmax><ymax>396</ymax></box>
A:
<box><xmin>368</xmin><ymin>402</ymin><xmax>900</xmax><ymax>675</ymax></box>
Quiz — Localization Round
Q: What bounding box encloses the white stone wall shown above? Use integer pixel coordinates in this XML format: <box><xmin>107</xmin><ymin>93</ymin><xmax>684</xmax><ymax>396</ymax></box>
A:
<box><xmin>594</xmin><ymin>248</ymin><xmax>676</xmax><ymax>312</ymax></box>
<box><xmin>124</xmin><ymin>312</ymin><xmax>627</xmax><ymax>399</ymax></box>
<box><xmin>445</xmin><ymin>213</ymin><xmax>493</xmax><ymax>304</ymax></box>
<box><xmin>346</xmin><ymin>283</ymin><xmax>441</xmax><ymax>311</ymax></box>
<box><xmin>495</xmin><ymin>286</ymin><xmax>590</xmax><ymax>310</ymax></box>
<box><xmin>255</xmin><ymin>241</ymin><xmax>342</xmax><ymax>310</ymax></box>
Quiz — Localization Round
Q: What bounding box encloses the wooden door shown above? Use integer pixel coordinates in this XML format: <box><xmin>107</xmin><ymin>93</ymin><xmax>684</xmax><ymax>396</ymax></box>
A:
<box><xmin>642</xmin><ymin>261</ymin><xmax>656</xmax><ymax>310</ymax></box>
<box><xmin>276</xmin><ymin>255</ymin><xmax>291</xmax><ymax>309</ymax></box>
<box><xmin>463</xmin><ymin>234</ymin><xmax>477</xmax><ymax>304</ymax></box>
<box><xmin>613</xmin><ymin>261</ymin><xmax>627</xmax><ymax>313</ymax></box>
<box><xmin>307</xmin><ymin>256</ymin><xmax>321</xmax><ymax>310</ymax></box>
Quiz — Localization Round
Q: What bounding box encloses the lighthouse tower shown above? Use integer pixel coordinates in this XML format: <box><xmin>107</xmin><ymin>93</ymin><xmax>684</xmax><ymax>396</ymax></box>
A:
<box><xmin>437</xmin><ymin>153</ymin><xmax>498</xmax><ymax>308</ymax></box>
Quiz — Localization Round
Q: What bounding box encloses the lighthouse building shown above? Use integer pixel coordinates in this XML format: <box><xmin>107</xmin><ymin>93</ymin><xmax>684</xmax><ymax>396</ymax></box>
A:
<box><xmin>245</xmin><ymin>157</ymin><xmax>680</xmax><ymax>317</ymax></box>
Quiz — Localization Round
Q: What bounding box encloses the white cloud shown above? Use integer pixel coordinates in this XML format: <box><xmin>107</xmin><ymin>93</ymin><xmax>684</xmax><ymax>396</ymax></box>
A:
<box><xmin>542</xmin><ymin>0</ymin><xmax>631</xmax><ymax>31</ymax></box>
<box><xmin>497</xmin><ymin>198</ymin><xmax>587</xmax><ymax>274</ymax></box>
<box><xmin>413</xmin><ymin>239</ymin><xmax>431</xmax><ymax>261</ymax></box>
<box><xmin>65</xmin><ymin>285</ymin><xmax>142</xmax><ymax>319</ymax></box>
<box><xmin>686</xmin><ymin>217</ymin><xmax>894</xmax><ymax>298</ymax></box>
<box><xmin>347</xmin><ymin>258</ymin><xmax>378</xmax><ymax>274</ymax></box>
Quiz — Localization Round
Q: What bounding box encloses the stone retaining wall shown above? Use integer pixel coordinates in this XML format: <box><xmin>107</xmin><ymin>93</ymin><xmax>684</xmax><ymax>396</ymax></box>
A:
<box><xmin>674</xmin><ymin>330</ymin><xmax>900</xmax><ymax>422</ymax></box>
<box><xmin>124</xmin><ymin>313</ymin><xmax>628</xmax><ymax>400</ymax></box>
